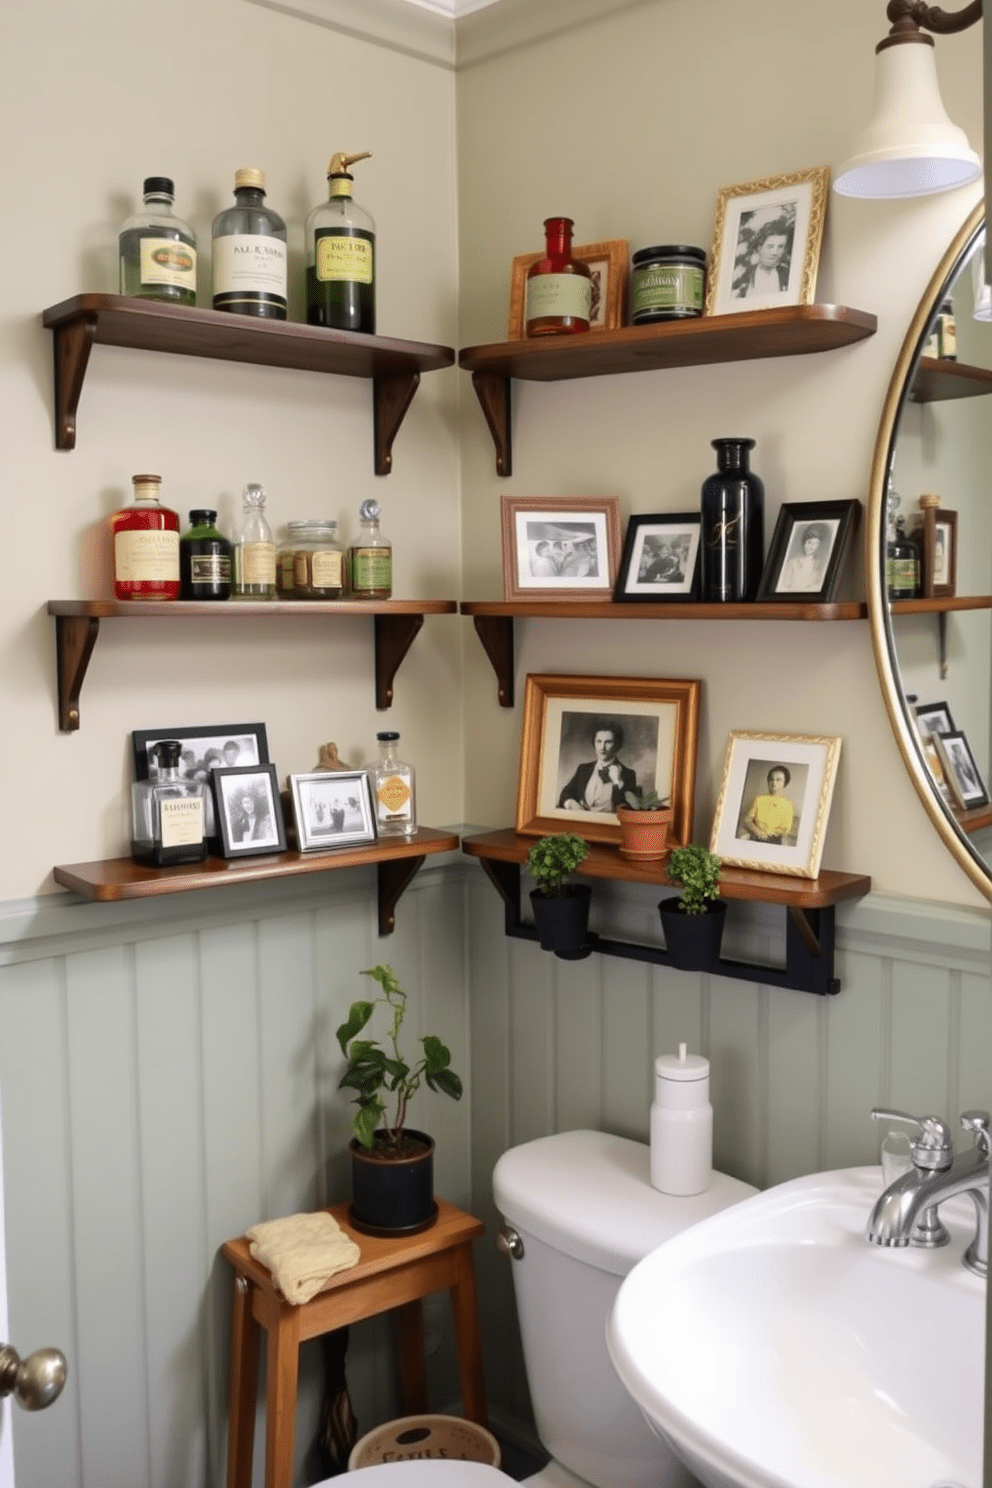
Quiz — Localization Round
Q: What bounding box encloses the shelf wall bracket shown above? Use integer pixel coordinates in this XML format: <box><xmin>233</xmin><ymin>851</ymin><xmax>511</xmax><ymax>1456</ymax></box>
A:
<box><xmin>54</xmin><ymin>614</ymin><xmax>100</xmax><ymax>732</ymax></box>
<box><xmin>374</xmin><ymin>613</ymin><xmax>424</xmax><ymax>709</ymax></box>
<box><xmin>52</xmin><ymin>316</ymin><xmax>96</xmax><ymax>451</ymax></box>
<box><xmin>472</xmin><ymin>616</ymin><xmax>514</xmax><ymax>707</ymax></box>
<box><xmin>373</xmin><ymin>370</ymin><xmax>420</xmax><ymax>476</ymax></box>
<box><xmin>377</xmin><ymin>855</ymin><xmax>426</xmax><ymax>935</ymax></box>
<box><xmin>471</xmin><ymin>372</ymin><xmax>512</xmax><ymax>477</ymax></box>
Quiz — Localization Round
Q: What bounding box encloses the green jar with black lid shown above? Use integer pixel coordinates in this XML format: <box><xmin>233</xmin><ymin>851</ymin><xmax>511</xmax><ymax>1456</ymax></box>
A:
<box><xmin>630</xmin><ymin>245</ymin><xmax>706</xmax><ymax>324</ymax></box>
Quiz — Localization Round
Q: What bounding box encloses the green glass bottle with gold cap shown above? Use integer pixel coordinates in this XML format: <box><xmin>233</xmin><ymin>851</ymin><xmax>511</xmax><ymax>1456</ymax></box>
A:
<box><xmin>306</xmin><ymin>152</ymin><xmax>375</xmax><ymax>333</ymax></box>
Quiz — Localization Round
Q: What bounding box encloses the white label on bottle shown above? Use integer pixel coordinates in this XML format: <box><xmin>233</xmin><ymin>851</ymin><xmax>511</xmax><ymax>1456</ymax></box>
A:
<box><xmin>115</xmin><ymin>529</ymin><xmax>180</xmax><ymax>582</ymax></box>
<box><xmin>213</xmin><ymin>235</ymin><xmax>288</xmax><ymax>296</ymax></box>
<box><xmin>237</xmin><ymin>542</ymin><xmax>276</xmax><ymax>585</ymax></box>
<box><xmin>525</xmin><ymin>273</ymin><xmax>592</xmax><ymax>323</ymax></box>
<box><xmin>310</xmin><ymin>550</ymin><xmax>343</xmax><ymax>586</ymax></box>
<box><xmin>159</xmin><ymin>796</ymin><xmax>204</xmax><ymax>848</ymax></box>
<box><xmin>139</xmin><ymin>237</ymin><xmax>197</xmax><ymax>290</ymax></box>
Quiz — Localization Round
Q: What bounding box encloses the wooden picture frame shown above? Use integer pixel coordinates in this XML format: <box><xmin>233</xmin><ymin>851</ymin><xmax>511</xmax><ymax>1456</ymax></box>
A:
<box><xmin>289</xmin><ymin>770</ymin><xmax>377</xmax><ymax>851</ymax></box>
<box><xmin>515</xmin><ymin>673</ymin><xmax>700</xmax><ymax>847</ymax></box>
<box><xmin>704</xmin><ymin>166</ymin><xmax>830</xmax><ymax>317</ymax></box>
<box><xmin>501</xmin><ymin>495</ymin><xmax>622</xmax><ymax>601</ymax></box>
<box><xmin>614</xmin><ymin>512</ymin><xmax>702</xmax><ymax>602</ymax></box>
<box><xmin>710</xmin><ymin>730</ymin><xmax>841</xmax><ymax>878</ymax></box>
<box><xmin>507</xmin><ymin>238</ymin><xmax>629</xmax><ymax>339</ymax></box>
<box><xmin>756</xmin><ymin>499</ymin><xmax>861</xmax><ymax>602</ymax></box>
<box><xmin>914</xmin><ymin>504</ymin><xmax>957</xmax><ymax>598</ymax></box>
<box><xmin>211</xmin><ymin>764</ymin><xmax>287</xmax><ymax>858</ymax></box>
<box><xmin>934</xmin><ymin>730</ymin><xmax>989</xmax><ymax>810</ymax></box>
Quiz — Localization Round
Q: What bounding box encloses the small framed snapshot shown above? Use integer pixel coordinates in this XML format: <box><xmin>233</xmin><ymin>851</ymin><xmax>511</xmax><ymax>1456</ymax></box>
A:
<box><xmin>131</xmin><ymin>722</ymin><xmax>269</xmax><ymax>782</ymax></box>
<box><xmin>289</xmin><ymin>770</ymin><xmax>377</xmax><ymax>851</ymax></box>
<box><xmin>501</xmin><ymin>495</ymin><xmax>623</xmax><ymax>601</ymax></box>
<box><xmin>756</xmin><ymin>499</ymin><xmax>861</xmax><ymax>602</ymax></box>
<box><xmin>916</xmin><ymin>504</ymin><xmax>957</xmax><ymax>598</ymax></box>
<box><xmin>507</xmin><ymin>238</ymin><xmax>629</xmax><ymax>339</ymax></box>
<box><xmin>211</xmin><ymin>764</ymin><xmax>286</xmax><ymax>858</ymax></box>
<box><xmin>515</xmin><ymin>673</ymin><xmax>700</xmax><ymax>848</ymax></box>
<box><xmin>934</xmin><ymin>731</ymin><xmax>989</xmax><ymax>811</ymax></box>
<box><xmin>704</xmin><ymin>165</ymin><xmax>830</xmax><ymax>317</ymax></box>
<box><xmin>711</xmin><ymin>731</ymin><xmax>841</xmax><ymax>878</ymax></box>
<box><xmin>913</xmin><ymin>700</ymin><xmax>956</xmax><ymax>740</ymax></box>
<box><xmin>614</xmin><ymin>513</ymin><xmax>702</xmax><ymax>602</ymax></box>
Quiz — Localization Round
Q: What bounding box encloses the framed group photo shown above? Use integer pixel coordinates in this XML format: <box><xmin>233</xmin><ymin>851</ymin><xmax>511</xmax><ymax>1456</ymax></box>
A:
<box><xmin>507</xmin><ymin>238</ymin><xmax>629</xmax><ymax>339</ymax></box>
<box><xmin>211</xmin><ymin>763</ymin><xmax>286</xmax><ymax>858</ymax></box>
<box><xmin>757</xmin><ymin>499</ymin><xmax>861</xmax><ymax>602</ymax></box>
<box><xmin>289</xmin><ymin>770</ymin><xmax>377</xmax><ymax>851</ymax></box>
<box><xmin>515</xmin><ymin>673</ymin><xmax>700</xmax><ymax>848</ymax></box>
<box><xmin>131</xmin><ymin>721</ymin><xmax>269</xmax><ymax>782</ymax></box>
<box><xmin>614</xmin><ymin>512</ymin><xmax>702</xmax><ymax>602</ymax></box>
<box><xmin>501</xmin><ymin>494</ymin><xmax>622</xmax><ymax>601</ymax></box>
<box><xmin>705</xmin><ymin>165</ymin><xmax>830</xmax><ymax>317</ymax></box>
<box><xmin>711</xmin><ymin>730</ymin><xmax>841</xmax><ymax>878</ymax></box>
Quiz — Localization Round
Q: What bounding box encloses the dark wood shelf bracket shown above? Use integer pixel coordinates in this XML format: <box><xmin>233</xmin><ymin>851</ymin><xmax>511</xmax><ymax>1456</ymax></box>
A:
<box><xmin>472</xmin><ymin>615</ymin><xmax>514</xmax><ymax>707</ymax></box>
<box><xmin>471</xmin><ymin>372</ymin><xmax>512</xmax><ymax>477</ymax></box>
<box><xmin>54</xmin><ymin>613</ymin><xmax>99</xmax><ymax>731</ymax></box>
<box><xmin>52</xmin><ymin>314</ymin><xmax>96</xmax><ymax>451</ymax></box>
<box><xmin>374</xmin><ymin>612</ymin><xmax>424</xmax><ymax>709</ymax></box>
<box><xmin>476</xmin><ymin>857</ymin><xmax>842</xmax><ymax>995</ymax></box>
<box><xmin>377</xmin><ymin>855</ymin><xmax>427</xmax><ymax>935</ymax></box>
<box><xmin>373</xmin><ymin>369</ymin><xmax>420</xmax><ymax>476</ymax></box>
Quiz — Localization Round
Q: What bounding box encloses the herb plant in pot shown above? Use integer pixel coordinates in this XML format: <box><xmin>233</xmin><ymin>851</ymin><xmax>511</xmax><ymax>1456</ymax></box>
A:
<box><xmin>616</xmin><ymin>788</ymin><xmax>673</xmax><ymax>863</ymax></box>
<box><xmin>337</xmin><ymin>963</ymin><xmax>463</xmax><ymax>1236</ymax></box>
<box><xmin>657</xmin><ymin>844</ymin><xmax>726</xmax><ymax>971</ymax></box>
<box><xmin>526</xmin><ymin>832</ymin><xmax>592</xmax><ymax>959</ymax></box>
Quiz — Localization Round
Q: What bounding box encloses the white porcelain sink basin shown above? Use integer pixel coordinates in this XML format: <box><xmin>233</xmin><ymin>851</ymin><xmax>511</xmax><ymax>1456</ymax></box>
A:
<box><xmin>607</xmin><ymin>1166</ymin><xmax>984</xmax><ymax>1488</ymax></box>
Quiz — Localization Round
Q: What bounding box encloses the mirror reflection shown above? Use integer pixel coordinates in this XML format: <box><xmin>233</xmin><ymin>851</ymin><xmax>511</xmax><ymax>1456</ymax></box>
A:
<box><xmin>869</xmin><ymin>202</ymin><xmax>992</xmax><ymax>898</ymax></box>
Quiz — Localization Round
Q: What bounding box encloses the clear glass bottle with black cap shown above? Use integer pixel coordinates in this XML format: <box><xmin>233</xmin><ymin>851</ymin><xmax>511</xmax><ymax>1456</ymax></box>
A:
<box><xmin>212</xmin><ymin>168</ymin><xmax>288</xmax><ymax>320</ymax></box>
<box><xmin>119</xmin><ymin>176</ymin><xmax>197</xmax><ymax>305</ymax></box>
<box><xmin>131</xmin><ymin>740</ymin><xmax>208</xmax><ymax>865</ymax></box>
<box><xmin>180</xmin><ymin>509</ymin><xmax>232</xmax><ymax>600</ymax></box>
<box><xmin>372</xmin><ymin>731</ymin><xmax>416</xmax><ymax>837</ymax></box>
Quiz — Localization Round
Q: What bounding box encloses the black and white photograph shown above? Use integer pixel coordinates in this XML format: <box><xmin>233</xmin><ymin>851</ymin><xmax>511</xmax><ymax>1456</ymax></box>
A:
<box><xmin>211</xmin><ymin>764</ymin><xmax>286</xmax><ymax>858</ymax></box>
<box><xmin>705</xmin><ymin>166</ymin><xmax>830</xmax><ymax>317</ymax></box>
<box><xmin>757</xmin><ymin>500</ymin><xmax>861</xmax><ymax>602</ymax></box>
<box><xmin>913</xmin><ymin>701</ymin><xmax>956</xmax><ymax>740</ymax></box>
<box><xmin>614</xmin><ymin>513</ymin><xmax>701</xmax><ymax>601</ymax></box>
<box><xmin>711</xmin><ymin>731</ymin><xmax>841</xmax><ymax>877</ymax></box>
<box><xmin>501</xmin><ymin>495</ymin><xmax>622</xmax><ymax>600</ymax></box>
<box><xmin>131</xmin><ymin>722</ymin><xmax>269</xmax><ymax>782</ymax></box>
<box><xmin>934</xmin><ymin>730</ymin><xmax>989</xmax><ymax>811</ymax></box>
<box><xmin>290</xmin><ymin>770</ymin><xmax>377</xmax><ymax>852</ymax></box>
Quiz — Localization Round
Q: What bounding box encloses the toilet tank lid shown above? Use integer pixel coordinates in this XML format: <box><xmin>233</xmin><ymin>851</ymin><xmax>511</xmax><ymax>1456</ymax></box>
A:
<box><xmin>492</xmin><ymin>1129</ymin><xmax>756</xmax><ymax>1276</ymax></box>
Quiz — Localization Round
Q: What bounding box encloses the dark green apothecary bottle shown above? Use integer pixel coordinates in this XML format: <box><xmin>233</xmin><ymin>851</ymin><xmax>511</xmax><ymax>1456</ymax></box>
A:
<box><xmin>180</xmin><ymin>509</ymin><xmax>232</xmax><ymax>600</ymax></box>
<box><xmin>306</xmin><ymin>152</ymin><xmax>375</xmax><ymax>333</ymax></box>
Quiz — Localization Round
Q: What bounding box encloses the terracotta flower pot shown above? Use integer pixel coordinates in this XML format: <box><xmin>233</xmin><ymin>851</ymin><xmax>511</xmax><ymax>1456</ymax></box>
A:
<box><xmin>616</xmin><ymin>806</ymin><xmax>673</xmax><ymax>862</ymax></box>
<box><xmin>348</xmin><ymin>1128</ymin><xmax>437</xmax><ymax>1236</ymax></box>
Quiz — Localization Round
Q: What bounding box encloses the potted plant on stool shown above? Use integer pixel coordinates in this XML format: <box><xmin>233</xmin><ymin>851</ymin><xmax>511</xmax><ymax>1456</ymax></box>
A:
<box><xmin>526</xmin><ymin>832</ymin><xmax>591</xmax><ymax>959</ymax></box>
<box><xmin>657</xmin><ymin>844</ymin><xmax>725</xmax><ymax>971</ymax></box>
<box><xmin>337</xmin><ymin>963</ymin><xmax>462</xmax><ymax>1236</ymax></box>
<box><xmin>616</xmin><ymin>788</ymin><xmax>673</xmax><ymax>862</ymax></box>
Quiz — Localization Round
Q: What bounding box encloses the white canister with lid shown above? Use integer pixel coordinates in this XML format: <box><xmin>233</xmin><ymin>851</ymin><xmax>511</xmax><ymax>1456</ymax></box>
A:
<box><xmin>650</xmin><ymin>1042</ymin><xmax>712</xmax><ymax>1196</ymax></box>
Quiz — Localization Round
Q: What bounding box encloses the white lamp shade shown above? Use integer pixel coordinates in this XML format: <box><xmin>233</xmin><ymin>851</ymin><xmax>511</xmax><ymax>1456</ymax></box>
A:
<box><xmin>834</xmin><ymin>41</ymin><xmax>982</xmax><ymax>198</ymax></box>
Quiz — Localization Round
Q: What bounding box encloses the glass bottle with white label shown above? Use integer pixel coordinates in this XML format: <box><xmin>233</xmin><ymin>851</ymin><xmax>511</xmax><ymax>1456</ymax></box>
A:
<box><xmin>233</xmin><ymin>482</ymin><xmax>277</xmax><ymax>600</ymax></box>
<box><xmin>119</xmin><ymin>177</ymin><xmax>197</xmax><ymax>306</ymax></box>
<box><xmin>372</xmin><ymin>731</ymin><xmax>416</xmax><ymax>837</ymax></box>
<box><xmin>212</xmin><ymin>168</ymin><xmax>288</xmax><ymax>320</ymax></box>
<box><xmin>131</xmin><ymin>739</ymin><xmax>208</xmax><ymax>866</ymax></box>
<box><xmin>111</xmin><ymin>473</ymin><xmax>181</xmax><ymax>601</ymax></box>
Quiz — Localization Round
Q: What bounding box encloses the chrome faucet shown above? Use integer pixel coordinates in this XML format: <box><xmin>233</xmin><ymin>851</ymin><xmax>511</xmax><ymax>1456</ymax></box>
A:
<box><xmin>865</xmin><ymin>1106</ymin><xmax>990</xmax><ymax>1277</ymax></box>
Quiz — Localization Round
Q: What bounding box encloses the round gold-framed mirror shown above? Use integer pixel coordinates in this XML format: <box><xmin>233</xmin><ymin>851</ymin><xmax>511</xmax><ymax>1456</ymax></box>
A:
<box><xmin>867</xmin><ymin>200</ymin><xmax>992</xmax><ymax>902</ymax></box>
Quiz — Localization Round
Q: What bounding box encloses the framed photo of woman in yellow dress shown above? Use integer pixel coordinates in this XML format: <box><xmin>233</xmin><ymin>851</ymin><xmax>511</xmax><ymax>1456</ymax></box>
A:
<box><xmin>711</xmin><ymin>731</ymin><xmax>841</xmax><ymax>878</ymax></box>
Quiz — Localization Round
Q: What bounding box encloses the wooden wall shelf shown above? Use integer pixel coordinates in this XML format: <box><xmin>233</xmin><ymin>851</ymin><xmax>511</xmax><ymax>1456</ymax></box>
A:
<box><xmin>41</xmin><ymin>294</ymin><xmax>455</xmax><ymax>473</ymax></box>
<box><xmin>910</xmin><ymin>355</ymin><xmax>992</xmax><ymax>403</ymax></box>
<box><xmin>54</xmin><ymin>827</ymin><xmax>458</xmax><ymax>933</ymax></box>
<box><xmin>47</xmin><ymin>599</ymin><xmax>457</xmax><ymax>731</ymax></box>
<box><xmin>463</xmin><ymin>829</ymin><xmax>871</xmax><ymax>996</ymax></box>
<box><xmin>458</xmin><ymin>304</ymin><xmax>877</xmax><ymax>475</ymax></box>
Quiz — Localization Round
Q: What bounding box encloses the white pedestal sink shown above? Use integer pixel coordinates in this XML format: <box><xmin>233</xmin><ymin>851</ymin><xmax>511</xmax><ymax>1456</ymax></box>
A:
<box><xmin>607</xmin><ymin>1166</ymin><xmax>984</xmax><ymax>1488</ymax></box>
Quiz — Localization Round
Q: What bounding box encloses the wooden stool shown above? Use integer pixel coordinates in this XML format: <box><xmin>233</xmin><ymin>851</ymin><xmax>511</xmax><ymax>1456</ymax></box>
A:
<box><xmin>222</xmin><ymin>1198</ymin><xmax>488</xmax><ymax>1488</ymax></box>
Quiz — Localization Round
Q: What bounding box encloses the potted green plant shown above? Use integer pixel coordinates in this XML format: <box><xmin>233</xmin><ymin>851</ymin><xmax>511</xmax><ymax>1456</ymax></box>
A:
<box><xmin>337</xmin><ymin>963</ymin><xmax>462</xmax><ymax>1235</ymax></box>
<box><xmin>526</xmin><ymin>832</ymin><xmax>592</xmax><ymax>959</ymax></box>
<box><xmin>615</xmin><ymin>788</ymin><xmax>674</xmax><ymax>862</ymax></box>
<box><xmin>657</xmin><ymin>844</ymin><xmax>726</xmax><ymax>971</ymax></box>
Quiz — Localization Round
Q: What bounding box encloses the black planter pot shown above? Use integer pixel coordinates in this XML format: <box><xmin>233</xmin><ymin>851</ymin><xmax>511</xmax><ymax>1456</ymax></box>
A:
<box><xmin>348</xmin><ymin>1129</ymin><xmax>437</xmax><ymax>1237</ymax></box>
<box><xmin>657</xmin><ymin>897</ymin><xmax>727</xmax><ymax>971</ymax></box>
<box><xmin>530</xmin><ymin>884</ymin><xmax>592</xmax><ymax>960</ymax></box>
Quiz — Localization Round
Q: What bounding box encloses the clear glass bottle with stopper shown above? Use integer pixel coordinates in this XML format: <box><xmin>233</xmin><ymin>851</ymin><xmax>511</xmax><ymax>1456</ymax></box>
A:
<box><xmin>212</xmin><ymin>168</ymin><xmax>287</xmax><ymax>320</ymax></box>
<box><xmin>233</xmin><ymin>483</ymin><xmax>277</xmax><ymax>600</ymax></box>
<box><xmin>118</xmin><ymin>177</ymin><xmax>197</xmax><ymax>306</ymax></box>
<box><xmin>306</xmin><ymin>151</ymin><xmax>375</xmax><ymax>333</ymax></box>
<box><xmin>131</xmin><ymin>739</ymin><xmax>208</xmax><ymax>866</ymax></box>
<box><xmin>349</xmin><ymin>499</ymin><xmax>392</xmax><ymax>598</ymax></box>
<box><xmin>373</xmin><ymin>730</ymin><xmax>416</xmax><ymax>837</ymax></box>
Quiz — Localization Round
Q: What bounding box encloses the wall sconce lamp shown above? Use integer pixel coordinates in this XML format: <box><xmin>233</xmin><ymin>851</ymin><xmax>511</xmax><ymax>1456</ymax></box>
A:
<box><xmin>834</xmin><ymin>0</ymin><xmax>983</xmax><ymax>197</ymax></box>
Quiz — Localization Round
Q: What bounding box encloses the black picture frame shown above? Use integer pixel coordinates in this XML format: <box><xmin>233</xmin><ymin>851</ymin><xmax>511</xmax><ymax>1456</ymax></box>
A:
<box><xmin>934</xmin><ymin>730</ymin><xmax>989</xmax><ymax>811</ymax></box>
<box><xmin>756</xmin><ymin>499</ymin><xmax>861</xmax><ymax>602</ymax></box>
<box><xmin>613</xmin><ymin>513</ymin><xmax>702</xmax><ymax>602</ymax></box>
<box><xmin>913</xmin><ymin>701</ymin><xmax>956</xmax><ymax>740</ymax></box>
<box><xmin>211</xmin><ymin>764</ymin><xmax>287</xmax><ymax>858</ymax></box>
<box><xmin>131</xmin><ymin>722</ymin><xmax>269</xmax><ymax>782</ymax></box>
<box><xmin>289</xmin><ymin>771</ymin><xmax>378</xmax><ymax>852</ymax></box>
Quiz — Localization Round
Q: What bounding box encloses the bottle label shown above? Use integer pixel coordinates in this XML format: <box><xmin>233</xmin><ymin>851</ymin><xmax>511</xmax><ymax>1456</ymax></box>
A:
<box><xmin>189</xmin><ymin>553</ymin><xmax>231</xmax><ymax>583</ymax></box>
<box><xmin>377</xmin><ymin>774</ymin><xmax>412</xmax><ymax>814</ymax></box>
<box><xmin>139</xmin><ymin>237</ymin><xmax>197</xmax><ymax>291</ymax></box>
<box><xmin>526</xmin><ymin>273</ymin><xmax>592</xmax><ymax>323</ymax></box>
<box><xmin>887</xmin><ymin>556</ymin><xmax>918</xmax><ymax>591</ymax></box>
<box><xmin>213</xmin><ymin>235</ymin><xmax>288</xmax><ymax>296</ymax></box>
<box><xmin>115</xmin><ymin>529</ymin><xmax>180</xmax><ymax>582</ymax></box>
<box><xmin>310</xmin><ymin>550</ymin><xmax>343</xmax><ymax>587</ymax></box>
<box><xmin>315</xmin><ymin>229</ymin><xmax>374</xmax><ymax>285</ymax></box>
<box><xmin>351</xmin><ymin>547</ymin><xmax>391</xmax><ymax>591</ymax></box>
<box><xmin>631</xmin><ymin>263</ymin><xmax>704</xmax><ymax>316</ymax></box>
<box><xmin>159</xmin><ymin>796</ymin><xmax>204</xmax><ymax>848</ymax></box>
<box><xmin>237</xmin><ymin>542</ymin><xmax>276</xmax><ymax>585</ymax></box>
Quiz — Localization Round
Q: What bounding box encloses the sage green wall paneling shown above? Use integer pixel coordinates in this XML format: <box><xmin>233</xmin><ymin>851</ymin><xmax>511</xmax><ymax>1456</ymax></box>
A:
<box><xmin>257</xmin><ymin>913</ymin><xmax>322</xmax><ymax>1221</ymax></box>
<box><xmin>601</xmin><ymin>959</ymin><xmax>654</xmax><ymax>1137</ymax></box>
<box><xmin>507</xmin><ymin>943</ymin><xmax>556</xmax><ymax>1145</ymax></box>
<box><xmin>960</xmin><ymin>972</ymin><xmax>992</xmax><ymax>1114</ymax></box>
<box><xmin>708</xmin><ymin>977</ymin><xmax>764</xmax><ymax>1187</ymax></box>
<box><xmin>554</xmin><ymin>954</ymin><xmax>602</xmax><ymax>1134</ymax></box>
<box><xmin>823</xmin><ymin>948</ymin><xmax>885</xmax><ymax>1170</ymax></box>
<box><xmin>889</xmin><ymin>959</ymin><xmax>954</xmax><ymax>1119</ymax></box>
<box><xmin>764</xmin><ymin>987</ymin><xmax>826</xmax><ymax>1182</ymax></box>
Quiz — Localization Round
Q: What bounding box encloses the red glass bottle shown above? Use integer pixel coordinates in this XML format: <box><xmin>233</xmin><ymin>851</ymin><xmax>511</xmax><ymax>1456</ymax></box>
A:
<box><xmin>525</xmin><ymin>216</ymin><xmax>592</xmax><ymax>337</ymax></box>
<box><xmin>111</xmin><ymin>473</ymin><xmax>181</xmax><ymax>601</ymax></box>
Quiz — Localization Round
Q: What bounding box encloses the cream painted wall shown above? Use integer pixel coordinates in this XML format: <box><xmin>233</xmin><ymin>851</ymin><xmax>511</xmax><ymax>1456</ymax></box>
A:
<box><xmin>0</xmin><ymin>0</ymin><xmax>460</xmax><ymax>901</ymax></box>
<box><xmin>455</xmin><ymin>0</ymin><xmax>990</xmax><ymax>908</ymax></box>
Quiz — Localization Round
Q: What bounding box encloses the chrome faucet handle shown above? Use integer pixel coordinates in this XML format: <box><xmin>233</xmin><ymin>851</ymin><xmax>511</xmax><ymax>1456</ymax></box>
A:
<box><xmin>870</xmin><ymin>1107</ymin><xmax>954</xmax><ymax>1170</ymax></box>
<box><xmin>960</xmin><ymin>1110</ymin><xmax>991</xmax><ymax>1157</ymax></box>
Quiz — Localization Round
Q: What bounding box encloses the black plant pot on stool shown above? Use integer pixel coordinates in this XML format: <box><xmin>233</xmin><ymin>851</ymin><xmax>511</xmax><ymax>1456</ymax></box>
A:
<box><xmin>530</xmin><ymin>885</ymin><xmax>592</xmax><ymax>959</ymax></box>
<box><xmin>348</xmin><ymin>1129</ymin><xmax>437</xmax><ymax>1236</ymax></box>
<box><xmin>657</xmin><ymin>898</ymin><xmax>727</xmax><ymax>972</ymax></box>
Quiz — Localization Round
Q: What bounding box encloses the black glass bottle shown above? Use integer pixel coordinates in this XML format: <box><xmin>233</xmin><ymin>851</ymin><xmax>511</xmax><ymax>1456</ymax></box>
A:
<box><xmin>700</xmin><ymin>437</ymin><xmax>765</xmax><ymax>603</ymax></box>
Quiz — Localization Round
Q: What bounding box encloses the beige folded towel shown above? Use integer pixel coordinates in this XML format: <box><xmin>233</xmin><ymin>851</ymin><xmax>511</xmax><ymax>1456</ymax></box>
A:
<box><xmin>246</xmin><ymin>1211</ymin><xmax>361</xmax><ymax>1305</ymax></box>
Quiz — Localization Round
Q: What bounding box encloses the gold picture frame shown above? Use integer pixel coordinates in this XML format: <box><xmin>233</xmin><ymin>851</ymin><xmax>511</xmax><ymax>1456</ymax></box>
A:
<box><xmin>515</xmin><ymin>673</ymin><xmax>700</xmax><ymax>847</ymax></box>
<box><xmin>710</xmin><ymin>730</ymin><xmax>841</xmax><ymax>878</ymax></box>
<box><xmin>704</xmin><ymin>166</ymin><xmax>830</xmax><ymax>317</ymax></box>
<box><xmin>501</xmin><ymin>494</ymin><xmax>623</xmax><ymax>601</ymax></box>
<box><xmin>507</xmin><ymin>238</ymin><xmax>629</xmax><ymax>339</ymax></box>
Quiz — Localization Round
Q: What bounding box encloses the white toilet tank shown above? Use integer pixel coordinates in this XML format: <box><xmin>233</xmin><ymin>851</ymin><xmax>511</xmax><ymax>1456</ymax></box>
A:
<box><xmin>493</xmin><ymin>1129</ymin><xmax>756</xmax><ymax>1488</ymax></box>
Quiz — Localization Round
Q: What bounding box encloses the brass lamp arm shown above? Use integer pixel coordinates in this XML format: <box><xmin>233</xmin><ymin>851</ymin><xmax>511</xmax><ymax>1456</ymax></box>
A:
<box><xmin>884</xmin><ymin>0</ymin><xmax>982</xmax><ymax>42</ymax></box>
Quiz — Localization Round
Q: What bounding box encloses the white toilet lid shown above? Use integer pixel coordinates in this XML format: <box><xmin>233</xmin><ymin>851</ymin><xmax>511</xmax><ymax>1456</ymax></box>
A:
<box><xmin>330</xmin><ymin>1463</ymin><xmax>508</xmax><ymax>1484</ymax></box>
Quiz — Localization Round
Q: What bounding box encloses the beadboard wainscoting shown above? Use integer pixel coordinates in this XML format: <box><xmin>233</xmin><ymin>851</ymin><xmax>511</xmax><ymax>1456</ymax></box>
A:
<box><xmin>0</xmin><ymin>852</ymin><xmax>987</xmax><ymax>1485</ymax></box>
